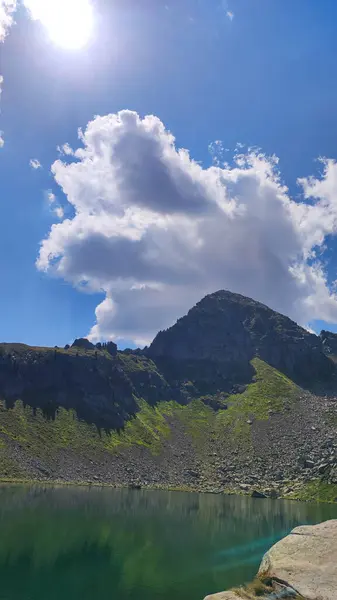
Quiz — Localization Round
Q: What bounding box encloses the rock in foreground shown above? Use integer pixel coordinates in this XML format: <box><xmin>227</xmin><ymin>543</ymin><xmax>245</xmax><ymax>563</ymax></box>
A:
<box><xmin>205</xmin><ymin>520</ymin><xmax>337</xmax><ymax>600</ymax></box>
<box><xmin>259</xmin><ymin>519</ymin><xmax>337</xmax><ymax>599</ymax></box>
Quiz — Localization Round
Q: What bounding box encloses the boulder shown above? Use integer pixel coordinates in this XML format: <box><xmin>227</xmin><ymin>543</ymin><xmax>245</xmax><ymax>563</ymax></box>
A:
<box><xmin>204</xmin><ymin>520</ymin><xmax>337</xmax><ymax>600</ymax></box>
<box><xmin>251</xmin><ymin>490</ymin><xmax>267</xmax><ymax>498</ymax></box>
<box><xmin>258</xmin><ymin>520</ymin><xmax>337</xmax><ymax>599</ymax></box>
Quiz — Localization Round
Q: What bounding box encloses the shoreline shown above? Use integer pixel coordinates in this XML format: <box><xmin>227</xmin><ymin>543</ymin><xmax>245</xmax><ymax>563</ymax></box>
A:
<box><xmin>0</xmin><ymin>476</ymin><xmax>336</xmax><ymax>504</ymax></box>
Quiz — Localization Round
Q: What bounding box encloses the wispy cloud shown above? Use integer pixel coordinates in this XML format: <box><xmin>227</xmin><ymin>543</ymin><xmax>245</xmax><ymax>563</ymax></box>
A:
<box><xmin>46</xmin><ymin>191</ymin><xmax>56</xmax><ymax>203</ymax></box>
<box><xmin>54</xmin><ymin>206</ymin><xmax>64</xmax><ymax>219</ymax></box>
<box><xmin>45</xmin><ymin>190</ymin><xmax>64</xmax><ymax>220</ymax></box>
<box><xmin>57</xmin><ymin>142</ymin><xmax>74</xmax><ymax>156</ymax></box>
<box><xmin>30</xmin><ymin>158</ymin><xmax>42</xmax><ymax>170</ymax></box>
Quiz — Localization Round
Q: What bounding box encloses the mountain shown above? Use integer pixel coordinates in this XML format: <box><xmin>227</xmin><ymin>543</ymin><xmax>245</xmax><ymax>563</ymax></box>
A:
<box><xmin>148</xmin><ymin>290</ymin><xmax>333</xmax><ymax>385</ymax></box>
<box><xmin>0</xmin><ymin>290</ymin><xmax>337</xmax><ymax>502</ymax></box>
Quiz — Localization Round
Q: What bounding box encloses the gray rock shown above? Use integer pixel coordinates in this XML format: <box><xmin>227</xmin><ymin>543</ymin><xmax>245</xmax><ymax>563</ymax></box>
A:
<box><xmin>321</xmin><ymin>330</ymin><xmax>337</xmax><ymax>356</ymax></box>
<box><xmin>258</xmin><ymin>520</ymin><xmax>337</xmax><ymax>600</ymax></box>
<box><xmin>185</xmin><ymin>470</ymin><xmax>199</xmax><ymax>478</ymax></box>
<box><xmin>251</xmin><ymin>490</ymin><xmax>267</xmax><ymax>499</ymax></box>
<box><xmin>205</xmin><ymin>520</ymin><xmax>337</xmax><ymax>600</ymax></box>
<box><xmin>71</xmin><ymin>338</ymin><xmax>95</xmax><ymax>350</ymax></box>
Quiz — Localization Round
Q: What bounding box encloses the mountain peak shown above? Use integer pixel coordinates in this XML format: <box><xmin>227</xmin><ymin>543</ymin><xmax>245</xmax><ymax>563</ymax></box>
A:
<box><xmin>148</xmin><ymin>290</ymin><xmax>330</xmax><ymax>383</ymax></box>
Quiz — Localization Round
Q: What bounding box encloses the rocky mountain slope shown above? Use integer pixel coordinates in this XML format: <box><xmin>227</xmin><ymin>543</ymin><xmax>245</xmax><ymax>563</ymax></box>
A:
<box><xmin>148</xmin><ymin>290</ymin><xmax>333</xmax><ymax>385</ymax></box>
<box><xmin>1</xmin><ymin>290</ymin><xmax>337</xmax><ymax>501</ymax></box>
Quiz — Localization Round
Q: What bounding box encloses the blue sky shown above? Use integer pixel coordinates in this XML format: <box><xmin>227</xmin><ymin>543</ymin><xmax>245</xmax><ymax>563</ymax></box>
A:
<box><xmin>2</xmin><ymin>0</ymin><xmax>337</xmax><ymax>347</ymax></box>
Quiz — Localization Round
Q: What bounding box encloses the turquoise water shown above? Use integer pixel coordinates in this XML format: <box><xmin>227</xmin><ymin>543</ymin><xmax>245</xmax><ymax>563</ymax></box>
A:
<box><xmin>0</xmin><ymin>485</ymin><xmax>337</xmax><ymax>600</ymax></box>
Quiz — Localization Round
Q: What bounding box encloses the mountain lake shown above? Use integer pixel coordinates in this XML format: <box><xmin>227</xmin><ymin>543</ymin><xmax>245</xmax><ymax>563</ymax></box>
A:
<box><xmin>0</xmin><ymin>485</ymin><xmax>337</xmax><ymax>600</ymax></box>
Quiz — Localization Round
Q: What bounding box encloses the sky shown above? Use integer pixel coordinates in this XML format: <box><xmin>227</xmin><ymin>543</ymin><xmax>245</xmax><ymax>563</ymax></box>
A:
<box><xmin>2</xmin><ymin>0</ymin><xmax>337</xmax><ymax>348</ymax></box>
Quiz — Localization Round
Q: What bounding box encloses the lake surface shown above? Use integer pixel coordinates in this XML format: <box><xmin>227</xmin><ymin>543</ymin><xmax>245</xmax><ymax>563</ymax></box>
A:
<box><xmin>0</xmin><ymin>486</ymin><xmax>337</xmax><ymax>600</ymax></box>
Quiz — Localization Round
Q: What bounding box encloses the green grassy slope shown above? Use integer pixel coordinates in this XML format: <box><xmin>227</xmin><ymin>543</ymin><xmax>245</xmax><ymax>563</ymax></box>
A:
<box><xmin>0</xmin><ymin>356</ymin><xmax>336</xmax><ymax>501</ymax></box>
<box><xmin>0</xmin><ymin>359</ymin><xmax>299</xmax><ymax>476</ymax></box>
<box><xmin>0</xmin><ymin>359</ymin><xmax>293</xmax><ymax>446</ymax></box>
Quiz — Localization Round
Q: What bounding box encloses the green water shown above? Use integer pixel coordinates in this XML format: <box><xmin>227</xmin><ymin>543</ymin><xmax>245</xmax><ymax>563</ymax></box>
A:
<box><xmin>0</xmin><ymin>486</ymin><xmax>337</xmax><ymax>600</ymax></box>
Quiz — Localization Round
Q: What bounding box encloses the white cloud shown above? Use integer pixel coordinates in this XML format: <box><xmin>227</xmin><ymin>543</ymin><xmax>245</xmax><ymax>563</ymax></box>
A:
<box><xmin>46</xmin><ymin>191</ymin><xmax>56</xmax><ymax>203</ymax></box>
<box><xmin>0</xmin><ymin>0</ymin><xmax>16</xmax><ymax>42</ymax></box>
<box><xmin>0</xmin><ymin>131</ymin><xmax>4</xmax><ymax>147</ymax></box>
<box><xmin>45</xmin><ymin>190</ymin><xmax>64</xmax><ymax>219</ymax></box>
<box><xmin>30</xmin><ymin>158</ymin><xmax>42</xmax><ymax>170</ymax></box>
<box><xmin>36</xmin><ymin>110</ymin><xmax>337</xmax><ymax>344</ymax></box>
<box><xmin>54</xmin><ymin>206</ymin><xmax>64</xmax><ymax>219</ymax></box>
<box><xmin>57</xmin><ymin>142</ymin><xmax>74</xmax><ymax>156</ymax></box>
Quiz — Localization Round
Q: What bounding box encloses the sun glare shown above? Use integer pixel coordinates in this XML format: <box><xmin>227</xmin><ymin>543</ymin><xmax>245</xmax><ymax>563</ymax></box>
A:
<box><xmin>24</xmin><ymin>0</ymin><xmax>94</xmax><ymax>50</ymax></box>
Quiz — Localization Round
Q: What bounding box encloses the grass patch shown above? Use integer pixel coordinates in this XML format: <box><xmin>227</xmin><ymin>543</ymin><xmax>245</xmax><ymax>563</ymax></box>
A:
<box><xmin>104</xmin><ymin>399</ymin><xmax>171</xmax><ymax>453</ymax></box>
<box><xmin>161</xmin><ymin>399</ymin><xmax>215</xmax><ymax>447</ymax></box>
<box><xmin>0</xmin><ymin>396</ymin><xmax>174</xmax><ymax>477</ymax></box>
<box><xmin>0</xmin><ymin>342</ymin><xmax>102</xmax><ymax>358</ymax></box>
<box><xmin>215</xmin><ymin>358</ymin><xmax>298</xmax><ymax>444</ymax></box>
<box><xmin>117</xmin><ymin>353</ymin><xmax>159</xmax><ymax>373</ymax></box>
<box><xmin>287</xmin><ymin>479</ymin><xmax>337</xmax><ymax>503</ymax></box>
<box><xmin>233</xmin><ymin>577</ymin><xmax>273</xmax><ymax>598</ymax></box>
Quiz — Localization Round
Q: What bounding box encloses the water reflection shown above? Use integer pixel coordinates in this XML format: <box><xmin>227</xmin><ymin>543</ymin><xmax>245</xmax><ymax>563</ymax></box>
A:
<box><xmin>0</xmin><ymin>485</ymin><xmax>336</xmax><ymax>600</ymax></box>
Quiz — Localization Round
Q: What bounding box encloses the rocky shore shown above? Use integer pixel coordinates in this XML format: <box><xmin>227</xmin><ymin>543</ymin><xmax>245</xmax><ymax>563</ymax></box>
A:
<box><xmin>205</xmin><ymin>520</ymin><xmax>337</xmax><ymax>600</ymax></box>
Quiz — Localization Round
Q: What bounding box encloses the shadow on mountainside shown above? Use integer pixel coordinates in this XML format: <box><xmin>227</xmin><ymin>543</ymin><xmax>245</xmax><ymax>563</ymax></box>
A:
<box><xmin>0</xmin><ymin>344</ymin><xmax>138</xmax><ymax>431</ymax></box>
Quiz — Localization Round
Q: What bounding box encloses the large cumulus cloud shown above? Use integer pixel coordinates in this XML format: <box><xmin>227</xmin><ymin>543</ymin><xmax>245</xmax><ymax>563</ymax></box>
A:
<box><xmin>37</xmin><ymin>110</ymin><xmax>337</xmax><ymax>345</ymax></box>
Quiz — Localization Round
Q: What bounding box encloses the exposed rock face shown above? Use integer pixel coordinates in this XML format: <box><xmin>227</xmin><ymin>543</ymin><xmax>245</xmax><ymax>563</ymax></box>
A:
<box><xmin>71</xmin><ymin>338</ymin><xmax>95</xmax><ymax>351</ymax></box>
<box><xmin>148</xmin><ymin>290</ymin><xmax>333</xmax><ymax>384</ymax></box>
<box><xmin>205</xmin><ymin>520</ymin><xmax>337</xmax><ymax>600</ymax></box>
<box><xmin>103</xmin><ymin>341</ymin><xmax>117</xmax><ymax>356</ymax></box>
<box><xmin>0</xmin><ymin>344</ymin><xmax>135</xmax><ymax>429</ymax></box>
<box><xmin>321</xmin><ymin>330</ymin><xmax>337</xmax><ymax>356</ymax></box>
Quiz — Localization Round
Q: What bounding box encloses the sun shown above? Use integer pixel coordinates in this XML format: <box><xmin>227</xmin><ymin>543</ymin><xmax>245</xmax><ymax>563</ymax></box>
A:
<box><xmin>24</xmin><ymin>0</ymin><xmax>94</xmax><ymax>50</ymax></box>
